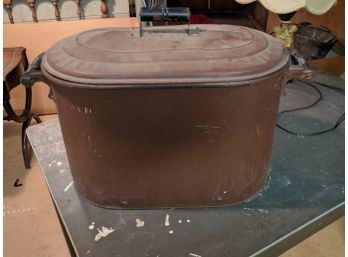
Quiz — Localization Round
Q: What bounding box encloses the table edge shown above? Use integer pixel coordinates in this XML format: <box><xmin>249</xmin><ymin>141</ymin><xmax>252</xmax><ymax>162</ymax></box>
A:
<box><xmin>251</xmin><ymin>202</ymin><xmax>345</xmax><ymax>257</ymax></box>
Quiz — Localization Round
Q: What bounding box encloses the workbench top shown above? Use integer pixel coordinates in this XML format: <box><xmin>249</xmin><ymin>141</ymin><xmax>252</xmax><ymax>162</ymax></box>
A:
<box><xmin>27</xmin><ymin>74</ymin><xmax>344</xmax><ymax>257</ymax></box>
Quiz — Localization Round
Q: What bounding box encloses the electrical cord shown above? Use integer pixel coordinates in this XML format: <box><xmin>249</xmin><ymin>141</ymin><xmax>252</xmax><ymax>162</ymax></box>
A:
<box><xmin>276</xmin><ymin>79</ymin><xmax>345</xmax><ymax>137</ymax></box>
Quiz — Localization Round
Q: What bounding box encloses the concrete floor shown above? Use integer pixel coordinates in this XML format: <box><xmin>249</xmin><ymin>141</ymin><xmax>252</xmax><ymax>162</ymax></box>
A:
<box><xmin>3</xmin><ymin>115</ymin><xmax>344</xmax><ymax>257</ymax></box>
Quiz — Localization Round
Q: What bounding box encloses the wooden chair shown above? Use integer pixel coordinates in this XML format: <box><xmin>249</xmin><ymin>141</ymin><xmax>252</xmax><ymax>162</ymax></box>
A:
<box><xmin>3</xmin><ymin>47</ymin><xmax>41</xmax><ymax>169</ymax></box>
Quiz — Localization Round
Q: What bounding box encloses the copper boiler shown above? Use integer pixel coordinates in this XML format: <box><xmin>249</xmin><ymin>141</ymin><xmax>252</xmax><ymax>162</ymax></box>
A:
<box><xmin>22</xmin><ymin>8</ymin><xmax>308</xmax><ymax>208</ymax></box>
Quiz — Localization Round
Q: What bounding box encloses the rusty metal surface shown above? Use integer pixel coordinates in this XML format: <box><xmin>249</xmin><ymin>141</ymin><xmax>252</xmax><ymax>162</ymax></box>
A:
<box><xmin>42</xmin><ymin>25</ymin><xmax>289</xmax><ymax>85</ymax></box>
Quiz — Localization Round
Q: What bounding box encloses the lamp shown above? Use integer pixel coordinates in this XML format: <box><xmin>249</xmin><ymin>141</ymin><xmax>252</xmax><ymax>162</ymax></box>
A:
<box><xmin>234</xmin><ymin>0</ymin><xmax>337</xmax><ymax>47</ymax></box>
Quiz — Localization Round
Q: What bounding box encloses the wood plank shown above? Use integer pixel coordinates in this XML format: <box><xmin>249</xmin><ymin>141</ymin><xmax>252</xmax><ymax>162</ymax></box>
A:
<box><xmin>309</xmin><ymin>56</ymin><xmax>345</xmax><ymax>76</ymax></box>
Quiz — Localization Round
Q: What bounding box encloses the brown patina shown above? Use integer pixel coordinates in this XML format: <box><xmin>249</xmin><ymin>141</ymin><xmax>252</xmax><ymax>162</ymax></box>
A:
<box><xmin>38</xmin><ymin>25</ymin><xmax>303</xmax><ymax>208</ymax></box>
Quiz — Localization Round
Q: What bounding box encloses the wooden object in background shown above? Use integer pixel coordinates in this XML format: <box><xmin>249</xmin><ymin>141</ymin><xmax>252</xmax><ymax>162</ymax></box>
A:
<box><xmin>251</xmin><ymin>2</ymin><xmax>268</xmax><ymax>31</ymax></box>
<box><xmin>309</xmin><ymin>56</ymin><xmax>345</xmax><ymax>76</ymax></box>
<box><xmin>26</xmin><ymin>0</ymin><xmax>38</xmax><ymax>22</ymax></box>
<box><xmin>4</xmin><ymin>0</ymin><xmax>130</xmax><ymax>24</ymax></box>
<box><xmin>167</xmin><ymin>0</ymin><xmax>268</xmax><ymax>31</ymax></box>
<box><xmin>3</xmin><ymin>47</ymin><xmax>41</xmax><ymax>169</ymax></box>
<box><xmin>3</xmin><ymin>0</ymin><xmax>14</xmax><ymax>24</ymax></box>
<box><xmin>100</xmin><ymin>0</ymin><xmax>109</xmax><ymax>18</ymax></box>
<box><xmin>179</xmin><ymin>0</ymin><xmax>244</xmax><ymax>14</ymax></box>
<box><xmin>51</xmin><ymin>0</ymin><xmax>61</xmax><ymax>21</ymax></box>
<box><xmin>75</xmin><ymin>0</ymin><xmax>83</xmax><ymax>19</ymax></box>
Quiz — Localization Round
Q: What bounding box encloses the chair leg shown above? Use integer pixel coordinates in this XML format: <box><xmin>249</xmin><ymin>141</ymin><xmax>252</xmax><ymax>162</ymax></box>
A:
<box><xmin>7</xmin><ymin>82</ymin><xmax>42</xmax><ymax>169</ymax></box>
<box><xmin>22</xmin><ymin>116</ymin><xmax>32</xmax><ymax>169</ymax></box>
<box><xmin>32</xmin><ymin>114</ymin><xmax>42</xmax><ymax>124</ymax></box>
<box><xmin>22</xmin><ymin>114</ymin><xmax>42</xmax><ymax>169</ymax></box>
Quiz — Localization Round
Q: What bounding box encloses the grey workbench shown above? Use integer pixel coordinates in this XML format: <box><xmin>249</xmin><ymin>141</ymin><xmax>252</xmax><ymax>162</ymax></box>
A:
<box><xmin>27</xmin><ymin>74</ymin><xmax>345</xmax><ymax>257</ymax></box>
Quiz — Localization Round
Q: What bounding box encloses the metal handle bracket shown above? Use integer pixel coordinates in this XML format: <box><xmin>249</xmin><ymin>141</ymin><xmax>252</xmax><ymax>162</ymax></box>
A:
<box><xmin>21</xmin><ymin>53</ymin><xmax>54</xmax><ymax>100</ymax></box>
<box><xmin>139</xmin><ymin>7</ymin><xmax>197</xmax><ymax>37</ymax></box>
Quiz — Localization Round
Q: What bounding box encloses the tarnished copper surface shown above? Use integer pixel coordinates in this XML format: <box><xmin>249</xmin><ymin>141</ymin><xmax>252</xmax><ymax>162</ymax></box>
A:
<box><xmin>42</xmin><ymin>25</ymin><xmax>289</xmax><ymax>86</ymax></box>
<box><xmin>42</xmin><ymin>68</ymin><xmax>286</xmax><ymax>208</ymax></box>
<box><xmin>40</xmin><ymin>24</ymin><xmax>294</xmax><ymax>208</ymax></box>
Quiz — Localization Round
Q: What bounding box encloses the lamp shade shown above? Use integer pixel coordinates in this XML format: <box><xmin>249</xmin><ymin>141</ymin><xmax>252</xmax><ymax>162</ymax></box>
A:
<box><xmin>234</xmin><ymin>0</ymin><xmax>336</xmax><ymax>15</ymax></box>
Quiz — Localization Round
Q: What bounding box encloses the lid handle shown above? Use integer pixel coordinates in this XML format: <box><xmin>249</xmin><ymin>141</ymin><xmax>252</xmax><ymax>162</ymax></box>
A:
<box><xmin>140</xmin><ymin>7</ymin><xmax>190</xmax><ymax>22</ymax></box>
<box><xmin>139</xmin><ymin>7</ymin><xmax>203</xmax><ymax>37</ymax></box>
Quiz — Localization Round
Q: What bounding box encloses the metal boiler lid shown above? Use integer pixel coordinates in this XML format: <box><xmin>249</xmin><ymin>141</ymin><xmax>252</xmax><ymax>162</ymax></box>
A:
<box><xmin>42</xmin><ymin>25</ymin><xmax>290</xmax><ymax>86</ymax></box>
